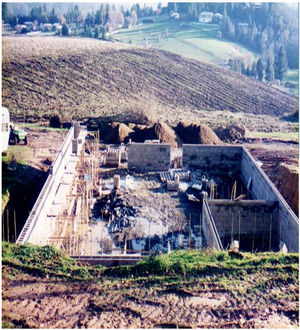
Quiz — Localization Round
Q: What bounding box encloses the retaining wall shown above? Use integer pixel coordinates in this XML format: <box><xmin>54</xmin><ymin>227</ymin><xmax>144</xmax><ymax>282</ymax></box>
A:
<box><xmin>182</xmin><ymin>145</ymin><xmax>243</xmax><ymax>174</ymax></box>
<box><xmin>241</xmin><ymin>148</ymin><xmax>299</xmax><ymax>252</ymax></box>
<box><xmin>128</xmin><ymin>143</ymin><xmax>171</xmax><ymax>172</ymax></box>
<box><xmin>17</xmin><ymin>127</ymin><xmax>75</xmax><ymax>245</ymax></box>
<box><xmin>208</xmin><ymin>200</ymin><xmax>279</xmax><ymax>248</ymax></box>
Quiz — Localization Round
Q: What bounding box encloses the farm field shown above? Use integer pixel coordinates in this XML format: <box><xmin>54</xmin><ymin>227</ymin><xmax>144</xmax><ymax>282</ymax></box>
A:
<box><xmin>116</xmin><ymin>15</ymin><xmax>258</xmax><ymax>67</ymax></box>
<box><xmin>2</xmin><ymin>37</ymin><xmax>298</xmax><ymax>130</ymax></box>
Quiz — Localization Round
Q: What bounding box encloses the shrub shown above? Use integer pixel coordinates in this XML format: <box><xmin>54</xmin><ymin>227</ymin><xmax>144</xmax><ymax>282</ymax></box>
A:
<box><xmin>49</xmin><ymin>115</ymin><xmax>61</xmax><ymax>128</ymax></box>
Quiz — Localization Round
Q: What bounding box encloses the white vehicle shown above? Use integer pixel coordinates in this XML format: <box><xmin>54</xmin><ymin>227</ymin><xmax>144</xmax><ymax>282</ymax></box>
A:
<box><xmin>1</xmin><ymin>107</ymin><xmax>10</xmax><ymax>152</ymax></box>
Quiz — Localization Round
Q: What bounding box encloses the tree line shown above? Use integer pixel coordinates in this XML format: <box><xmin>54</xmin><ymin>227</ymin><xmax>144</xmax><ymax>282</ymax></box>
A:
<box><xmin>166</xmin><ymin>2</ymin><xmax>298</xmax><ymax>70</ymax></box>
<box><xmin>229</xmin><ymin>45</ymin><xmax>288</xmax><ymax>83</ymax></box>
<box><xmin>2</xmin><ymin>2</ymin><xmax>298</xmax><ymax>72</ymax></box>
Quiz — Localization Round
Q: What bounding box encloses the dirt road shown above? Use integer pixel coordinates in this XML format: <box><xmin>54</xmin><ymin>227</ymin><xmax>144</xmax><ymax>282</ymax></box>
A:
<box><xmin>2</xmin><ymin>267</ymin><xmax>298</xmax><ymax>329</ymax></box>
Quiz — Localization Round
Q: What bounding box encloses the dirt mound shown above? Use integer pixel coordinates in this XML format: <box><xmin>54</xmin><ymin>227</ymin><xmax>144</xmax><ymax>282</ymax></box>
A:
<box><xmin>175</xmin><ymin>121</ymin><xmax>221</xmax><ymax>145</ymax></box>
<box><xmin>103</xmin><ymin>122</ymin><xmax>134</xmax><ymax>144</ymax></box>
<box><xmin>216</xmin><ymin>123</ymin><xmax>252</xmax><ymax>141</ymax></box>
<box><xmin>277</xmin><ymin>163</ymin><xmax>299</xmax><ymax>216</ymax></box>
<box><xmin>129</xmin><ymin>122</ymin><xmax>182</xmax><ymax>147</ymax></box>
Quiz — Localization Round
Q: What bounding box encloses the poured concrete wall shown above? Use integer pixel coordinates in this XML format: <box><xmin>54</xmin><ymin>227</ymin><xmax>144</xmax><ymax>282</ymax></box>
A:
<box><xmin>202</xmin><ymin>200</ymin><xmax>223</xmax><ymax>250</ymax></box>
<box><xmin>17</xmin><ymin>125</ymin><xmax>83</xmax><ymax>245</ymax></box>
<box><xmin>128</xmin><ymin>143</ymin><xmax>171</xmax><ymax>172</ymax></box>
<box><xmin>208</xmin><ymin>200</ymin><xmax>278</xmax><ymax>245</ymax></box>
<box><xmin>241</xmin><ymin>148</ymin><xmax>299</xmax><ymax>252</ymax></box>
<box><xmin>182</xmin><ymin>145</ymin><xmax>242</xmax><ymax>174</ymax></box>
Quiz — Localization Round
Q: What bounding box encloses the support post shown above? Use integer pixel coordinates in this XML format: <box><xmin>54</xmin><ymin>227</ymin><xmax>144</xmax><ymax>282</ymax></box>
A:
<box><xmin>14</xmin><ymin>210</ymin><xmax>17</xmax><ymax>243</ymax></box>
<box><xmin>7</xmin><ymin>209</ymin><xmax>9</xmax><ymax>243</ymax></box>
<box><xmin>188</xmin><ymin>213</ymin><xmax>191</xmax><ymax>249</ymax></box>
<box><xmin>252</xmin><ymin>210</ymin><xmax>256</xmax><ymax>253</ymax></box>
<box><xmin>238</xmin><ymin>210</ymin><xmax>241</xmax><ymax>246</ymax></box>
<box><xmin>161</xmin><ymin>221</ymin><xmax>163</xmax><ymax>253</ymax></box>
<box><xmin>269</xmin><ymin>214</ymin><xmax>272</xmax><ymax>251</ymax></box>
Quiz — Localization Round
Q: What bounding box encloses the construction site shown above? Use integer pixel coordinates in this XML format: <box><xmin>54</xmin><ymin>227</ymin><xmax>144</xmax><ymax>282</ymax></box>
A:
<box><xmin>15</xmin><ymin>122</ymin><xmax>299</xmax><ymax>263</ymax></box>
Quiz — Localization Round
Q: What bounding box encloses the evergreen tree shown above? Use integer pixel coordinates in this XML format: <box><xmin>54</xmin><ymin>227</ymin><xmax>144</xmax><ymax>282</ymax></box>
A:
<box><xmin>251</xmin><ymin>61</ymin><xmax>257</xmax><ymax>78</ymax></box>
<box><xmin>266</xmin><ymin>57</ymin><xmax>275</xmax><ymax>82</ymax></box>
<box><xmin>2</xmin><ymin>2</ymin><xmax>9</xmax><ymax>22</ymax></box>
<box><xmin>274</xmin><ymin>46</ymin><xmax>288</xmax><ymax>81</ymax></box>
<box><xmin>241</xmin><ymin>62</ymin><xmax>246</xmax><ymax>75</ymax></box>
<box><xmin>94</xmin><ymin>26</ymin><xmax>100</xmax><ymax>39</ymax></box>
<box><xmin>256</xmin><ymin>58</ymin><xmax>264</xmax><ymax>81</ymax></box>
<box><xmin>62</xmin><ymin>24</ymin><xmax>69</xmax><ymax>36</ymax></box>
<box><xmin>246</xmin><ymin>66</ymin><xmax>251</xmax><ymax>76</ymax></box>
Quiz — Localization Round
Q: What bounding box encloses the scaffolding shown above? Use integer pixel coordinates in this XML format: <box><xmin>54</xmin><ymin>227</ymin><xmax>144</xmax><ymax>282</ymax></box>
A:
<box><xmin>47</xmin><ymin>131</ymin><xmax>100</xmax><ymax>256</ymax></box>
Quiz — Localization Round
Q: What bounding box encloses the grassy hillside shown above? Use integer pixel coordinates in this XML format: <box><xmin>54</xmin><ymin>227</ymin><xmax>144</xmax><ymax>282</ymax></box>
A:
<box><xmin>116</xmin><ymin>15</ymin><xmax>258</xmax><ymax>67</ymax></box>
<box><xmin>2</xmin><ymin>37</ymin><xmax>298</xmax><ymax>123</ymax></box>
<box><xmin>2</xmin><ymin>242</ymin><xmax>299</xmax><ymax>328</ymax></box>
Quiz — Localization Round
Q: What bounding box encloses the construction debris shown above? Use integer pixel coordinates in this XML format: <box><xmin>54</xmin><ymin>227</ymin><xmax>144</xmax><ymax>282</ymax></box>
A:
<box><xmin>94</xmin><ymin>192</ymin><xmax>139</xmax><ymax>233</ymax></box>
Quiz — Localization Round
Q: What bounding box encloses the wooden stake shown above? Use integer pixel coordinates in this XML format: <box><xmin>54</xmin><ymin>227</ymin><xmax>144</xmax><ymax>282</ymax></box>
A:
<box><xmin>252</xmin><ymin>210</ymin><xmax>256</xmax><ymax>253</ymax></box>
<box><xmin>199</xmin><ymin>214</ymin><xmax>202</xmax><ymax>249</ymax></box>
<box><xmin>14</xmin><ymin>210</ymin><xmax>17</xmax><ymax>243</ymax></box>
<box><xmin>269</xmin><ymin>214</ymin><xmax>272</xmax><ymax>251</ymax></box>
<box><xmin>171</xmin><ymin>225</ymin><xmax>173</xmax><ymax>251</ymax></box>
<box><xmin>231</xmin><ymin>213</ymin><xmax>234</xmax><ymax>243</ymax></box>
<box><xmin>161</xmin><ymin>221</ymin><xmax>163</xmax><ymax>252</ymax></box>
<box><xmin>279</xmin><ymin>213</ymin><xmax>281</xmax><ymax>243</ymax></box>
<box><xmin>188</xmin><ymin>213</ymin><xmax>191</xmax><ymax>249</ymax></box>
<box><xmin>238</xmin><ymin>210</ymin><xmax>241</xmax><ymax>246</ymax></box>
<box><xmin>7</xmin><ymin>209</ymin><xmax>9</xmax><ymax>242</ymax></box>
<box><xmin>91</xmin><ymin>223</ymin><xmax>93</xmax><ymax>256</ymax></box>
<box><xmin>148</xmin><ymin>220</ymin><xmax>150</xmax><ymax>252</ymax></box>
<box><xmin>139</xmin><ymin>218</ymin><xmax>141</xmax><ymax>254</ymax></box>
<box><xmin>2</xmin><ymin>212</ymin><xmax>5</xmax><ymax>241</ymax></box>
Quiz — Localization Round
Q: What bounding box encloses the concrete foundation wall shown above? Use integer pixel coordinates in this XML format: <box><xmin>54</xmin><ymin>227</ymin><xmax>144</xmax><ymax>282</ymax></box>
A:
<box><xmin>128</xmin><ymin>143</ymin><xmax>171</xmax><ymax>172</ymax></box>
<box><xmin>241</xmin><ymin>148</ymin><xmax>299</xmax><ymax>252</ymax></box>
<box><xmin>182</xmin><ymin>145</ymin><xmax>242</xmax><ymax>174</ymax></box>
<box><xmin>208</xmin><ymin>200</ymin><xmax>279</xmax><ymax>244</ymax></box>
<box><xmin>202</xmin><ymin>200</ymin><xmax>223</xmax><ymax>250</ymax></box>
<box><xmin>17</xmin><ymin>127</ymin><xmax>75</xmax><ymax>245</ymax></box>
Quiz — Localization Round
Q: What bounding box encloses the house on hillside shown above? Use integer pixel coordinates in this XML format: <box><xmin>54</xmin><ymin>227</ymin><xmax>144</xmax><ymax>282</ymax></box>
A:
<box><xmin>171</xmin><ymin>12</ymin><xmax>180</xmax><ymax>19</ymax></box>
<box><xmin>41</xmin><ymin>23</ymin><xmax>53</xmax><ymax>32</ymax></box>
<box><xmin>199</xmin><ymin>12</ymin><xmax>213</xmax><ymax>23</ymax></box>
<box><xmin>15</xmin><ymin>24</ymin><xmax>27</xmax><ymax>33</ymax></box>
<box><xmin>53</xmin><ymin>23</ymin><xmax>62</xmax><ymax>31</ymax></box>
<box><xmin>212</xmin><ymin>13</ymin><xmax>223</xmax><ymax>24</ymax></box>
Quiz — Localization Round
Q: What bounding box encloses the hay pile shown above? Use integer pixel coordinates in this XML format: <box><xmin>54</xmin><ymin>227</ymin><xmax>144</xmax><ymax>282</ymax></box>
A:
<box><xmin>103</xmin><ymin>122</ymin><xmax>134</xmax><ymax>144</ymax></box>
<box><xmin>175</xmin><ymin>121</ymin><xmax>221</xmax><ymax>145</ymax></box>
<box><xmin>216</xmin><ymin>123</ymin><xmax>252</xmax><ymax>142</ymax></box>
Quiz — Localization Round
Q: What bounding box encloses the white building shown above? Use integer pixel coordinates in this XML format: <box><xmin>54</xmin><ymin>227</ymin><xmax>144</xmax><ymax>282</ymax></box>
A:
<box><xmin>199</xmin><ymin>12</ymin><xmax>214</xmax><ymax>23</ymax></box>
<box><xmin>2</xmin><ymin>107</ymin><xmax>10</xmax><ymax>152</ymax></box>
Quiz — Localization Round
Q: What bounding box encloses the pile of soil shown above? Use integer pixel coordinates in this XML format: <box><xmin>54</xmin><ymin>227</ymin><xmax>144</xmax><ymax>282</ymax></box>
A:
<box><xmin>277</xmin><ymin>163</ymin><xmax>299</xmax><ymax>216</ymax></box>
<box><xmin>216</xmin><ymin>123</ymin><xmax>252</xmax><ymax>142</ymax></box>
<box><xmin>129</xmin><ymin>121</ymin><xmax>182</xmax><ymax>147</ymax></box>
<box><xmin>103</xmin><ymin>122</ymin><xmax>134</xmax><ymax>144</ymax></box>
<box><xmin>175</xmin><ymin>121</ymin><xmax>221</xmax><ymax>145</ymax></box>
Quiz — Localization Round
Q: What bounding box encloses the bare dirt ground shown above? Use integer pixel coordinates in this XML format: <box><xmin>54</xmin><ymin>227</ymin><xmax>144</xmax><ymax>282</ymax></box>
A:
<box><xmin>244</xmin><ymin>141</ymin><xmax>299</xmax><ymax>216</ymax></box>
<box><xmin>2</xmin><ymin>268</ymin><xmax>298</xmax><ymax>329</ymax></box>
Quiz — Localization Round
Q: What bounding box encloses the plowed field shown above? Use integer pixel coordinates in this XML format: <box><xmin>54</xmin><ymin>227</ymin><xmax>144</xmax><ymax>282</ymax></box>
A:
<box><xmin>2</xmin><ymin>37</ymin><xmax>298</xmax><ymax>123</ymax></box>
